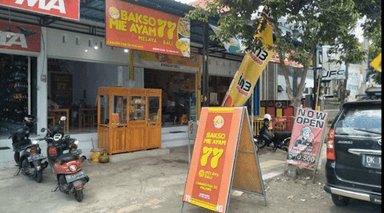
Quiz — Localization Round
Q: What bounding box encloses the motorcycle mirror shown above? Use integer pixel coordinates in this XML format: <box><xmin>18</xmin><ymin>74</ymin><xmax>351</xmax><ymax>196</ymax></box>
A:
<box><xmin>40</xmin><ymin>128</ymin><xmax>46</xmax><ymax>132</ymax></box>
<box><xmin>60</xmin><ymin>116</ymin><xmax>66</xmax><ymax>121</ymax></box>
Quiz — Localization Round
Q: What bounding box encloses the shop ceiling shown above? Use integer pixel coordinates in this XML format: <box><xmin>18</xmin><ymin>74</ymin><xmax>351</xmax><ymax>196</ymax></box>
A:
<box><xmin>0</xmin><ymin>0</ymin><xmax>243</xmax><ymax>62</ymax></box>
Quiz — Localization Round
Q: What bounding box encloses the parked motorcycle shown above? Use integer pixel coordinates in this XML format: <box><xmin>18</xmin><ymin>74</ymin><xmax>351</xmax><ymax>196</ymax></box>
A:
<box><xmin>38</xmin><ymin>116</ymin><xmax>89</xmax><ymax>202</ymax></box>
<box><xmin>9</xmin><ymin>115</ymin><xmax>47</xmax><ymax>182</ymax></box>
<box><xmin>253</xmin><ymin>114</ymin><xmax>291</xmax><ymax>152</ymax></box>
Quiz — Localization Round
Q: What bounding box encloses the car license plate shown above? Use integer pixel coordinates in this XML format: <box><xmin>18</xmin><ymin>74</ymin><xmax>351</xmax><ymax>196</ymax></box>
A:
<box><xmin>364</xmin><ymin>155</ymin><xmax>381</xmax><ymax>169</ymax></box>
<box><xmin>28</xmin><ymin>154</ymin><xmax>45</xmax><ymax>162</ymax></box>
<box><xmin>65</xmin><ymin>171</ymin><xmax>86</xmax><ymax>183</ymax></box>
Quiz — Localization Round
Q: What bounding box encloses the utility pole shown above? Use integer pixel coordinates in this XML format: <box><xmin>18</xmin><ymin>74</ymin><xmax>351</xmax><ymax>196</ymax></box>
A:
<box><xmin>357</xmin><ymin>37</ymin><xmax>369</xmax><ymax>94</ymax></box>
<box><xmin>313</xmin><ymin>48</ymin><xmax>317</xmax><ymax>110</ymax></box>
<box><xmin>202</xmin><ymin>22</ymin><xmax>209</xmax><ymax>107</ymax></box>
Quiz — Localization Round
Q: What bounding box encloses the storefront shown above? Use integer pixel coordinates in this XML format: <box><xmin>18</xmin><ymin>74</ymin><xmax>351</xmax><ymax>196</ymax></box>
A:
<box><xmin>0</xmin><ymin>20</ymin><xmax>41</xmax><ymax>139</ymax></box>
<box><xmin>134</xmin><ymin>50</ymin><xmax>201</xmax><ymax>126</ymax></box>
<box><xmin>207</xmin><ymin>57</ymin><xmax>241</xmax><ymax>106</ymax></box>
<box><xmin>45</xmin><ymin>28</ymin><xmax>131</xmax><ymax>134</ymax></box>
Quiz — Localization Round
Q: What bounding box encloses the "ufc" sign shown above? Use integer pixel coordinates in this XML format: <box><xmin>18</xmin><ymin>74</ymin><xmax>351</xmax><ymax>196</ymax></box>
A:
<box><xmin>322</xmin><ymin>70</ymin><xmax>346</xmax><ymax>80</ymax></box>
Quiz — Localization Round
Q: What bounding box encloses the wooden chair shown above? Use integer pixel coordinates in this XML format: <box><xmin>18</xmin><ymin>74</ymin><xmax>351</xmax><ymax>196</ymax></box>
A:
<box><xmin>82</xmin><ymin>114</ymin><xmax>92</xmax><ymax>128</ymax></box>
<box><xmin>47</xmin><ymin>117</ymin><xmax>56</xmax><ymax>127</ymax></box>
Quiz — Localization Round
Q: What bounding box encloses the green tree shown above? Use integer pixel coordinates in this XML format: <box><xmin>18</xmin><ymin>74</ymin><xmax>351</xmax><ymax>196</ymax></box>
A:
<box><xmin>354</xmin><ymin>0</ymin><xmax>381</xmax><ymax>85</ymax></box>
<box><xmin>368</xmin><ymin>42</ymin><xmax>381</xmax><ymax>85</ymax></box>
<box><xmin>187</xmin><ymin>0</ymin><xmax>368</xmax><ymax>108</ymax></box>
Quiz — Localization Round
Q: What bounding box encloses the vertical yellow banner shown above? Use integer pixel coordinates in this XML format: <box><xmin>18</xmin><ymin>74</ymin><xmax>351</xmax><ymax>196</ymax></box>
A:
<box><xmin>222</xmin><ymin>6</ymin><xmax>274</xmax><ymax>107</ymax></box>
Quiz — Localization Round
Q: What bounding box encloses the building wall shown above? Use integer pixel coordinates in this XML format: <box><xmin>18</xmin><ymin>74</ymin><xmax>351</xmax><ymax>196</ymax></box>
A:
<box><xmin>46</xmin><ymin>28</ymin><xmax>129</xmax><ymax>65</ymax></box>
<box><xmin>261</xmin><ymin>62</ymin><xmax>314</xmax><ymax>101</ymax></box>
<box><xmin>208</xmin><ymin>57</ymin><xmax>241</xmax><ymax>77</ymax></box>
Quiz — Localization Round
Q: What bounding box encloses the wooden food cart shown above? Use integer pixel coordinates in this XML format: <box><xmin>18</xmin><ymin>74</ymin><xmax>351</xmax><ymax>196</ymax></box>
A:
<box><xmin>97</xmin><ymin>87</ymin><xmax>162</xmax><ymax>154</ymax></box>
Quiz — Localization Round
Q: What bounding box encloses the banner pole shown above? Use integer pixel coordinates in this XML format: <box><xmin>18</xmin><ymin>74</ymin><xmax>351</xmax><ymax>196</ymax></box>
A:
<box><xmin>188</xmin><ymin>120</ymin><xmax>193</xmax><ymax>165</ymax></box>
<box><xmin>179</xmin><ymin>201</ymin><xmax>185</xmax><ymax>213</ymax></box>
<box><xmin>202</xmin><ymin>22</ymin><xmax>209</xmax><ymax>107</ymax></box>
<box><xmin>251</xmin><ymin>90</ymin><xmax>254</xmax><ymax>136</ymax></box>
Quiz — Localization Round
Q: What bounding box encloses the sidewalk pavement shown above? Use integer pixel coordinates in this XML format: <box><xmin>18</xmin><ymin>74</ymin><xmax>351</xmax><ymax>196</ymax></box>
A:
<box><xmin>0</xmin><ymin>145</ymin><xmax>327</xmax><ymax>213</ymax></box>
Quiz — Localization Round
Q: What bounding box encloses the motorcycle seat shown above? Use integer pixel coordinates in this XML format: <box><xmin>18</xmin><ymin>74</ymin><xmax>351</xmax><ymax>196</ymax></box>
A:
<box><xmin>12</xmin><ymin>140</ymin><xmax>31</xmax><ymax>152</ymax></box>
<box><xmin>56</xmin><ymin>152</ymin><xmax>79</xmax><ymax>164</ymax></box>
<box><xmin>274</xmin><ymin>131</ymin><xmax>292</xmax><ymax>138</ymax></box>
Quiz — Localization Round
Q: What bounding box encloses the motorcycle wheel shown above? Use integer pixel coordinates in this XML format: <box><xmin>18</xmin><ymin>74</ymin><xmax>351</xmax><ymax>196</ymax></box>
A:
<box><xmin>34</xmin><ymin>171</ymin><xmax>43</xmax><ymax>183</ymax></box>
<box><xmin>14</xmin><ymin>152</ymin><xmax>20</xmax><ymax>164</ymax></box>
<box><xmin>21</xmin><ymin>159</ymin><xmax>30</xmax><ymax>175</ymax></box>
<box><xmin>272</xmin><ymin>143</ymin><xmax>278</xmax><ymax>152</ymax></box>
<box><xmin>257</xmin><ymin>138</ymin><xmax>267</xmax><ymax>148</ymax></box>
<box><xmin>282</xmin><ymin>137</ymin><xmax>290</xmax><ymax>152</ymax></box>
<box><xmin>74</xmin><ymin>189</ymin><xmax>84</xmax><ymax>202</ymax></box>
<box><xmin>58</xmin><ymin>175</ymin><xmax>70</xmax><ymax>193</ymax></box>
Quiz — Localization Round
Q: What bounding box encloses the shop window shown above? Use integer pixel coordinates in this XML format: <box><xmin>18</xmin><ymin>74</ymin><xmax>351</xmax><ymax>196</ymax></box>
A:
<box><xmin>99</xmin><ymin>95</ymin><xmax>109</xmax><ymax>125</ymax></box>
<box><xmin>112</xmin><ymin>96</ymin><xmax>127</xmax><ymax>125</ymax></box>
<box><xmin>0</xmin><ymin>55</ymin><xmax>29</xmax><ymax>124</ymax></box>
<box><xmin>129</xmin><ymin>96</ymin><xmax>146</xmax><ymax>121</ymax></box>
<box><xmin>148</xmin><ymin>97</ymin><xmax>160</xmax><ymax>123</ymax></box>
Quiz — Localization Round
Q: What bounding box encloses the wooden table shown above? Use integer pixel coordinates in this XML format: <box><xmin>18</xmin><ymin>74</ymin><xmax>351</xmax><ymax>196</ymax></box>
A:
<box><xmin>52</xmin><ymin>108</ymin><xmax>70</xmax><ymax>132</ymax></box>
<box><xmin>78</xmin><ymin>107</ymin><xmax>96</xmax><ymax>128</ymax></box>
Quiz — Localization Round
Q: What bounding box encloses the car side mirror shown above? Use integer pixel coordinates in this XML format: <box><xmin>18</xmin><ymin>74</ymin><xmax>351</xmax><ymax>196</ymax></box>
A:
<box><xmin>40</xmin><ymin>128</ymin><xmax>46</xmax><ymax>133</ymax></box>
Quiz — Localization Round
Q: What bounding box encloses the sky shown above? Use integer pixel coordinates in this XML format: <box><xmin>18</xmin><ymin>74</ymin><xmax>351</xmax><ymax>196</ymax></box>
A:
<box><xmin>175</xmin><ymin>0</ymin><xmax>197</xmax><ymax>4</ymax></box>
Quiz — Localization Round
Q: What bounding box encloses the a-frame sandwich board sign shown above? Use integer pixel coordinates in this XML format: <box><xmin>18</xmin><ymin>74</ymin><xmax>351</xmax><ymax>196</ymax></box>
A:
<box><xmin>180</xmin><ymin>107</ymin><xmax>267</xmax><ymax>213</ymax></box>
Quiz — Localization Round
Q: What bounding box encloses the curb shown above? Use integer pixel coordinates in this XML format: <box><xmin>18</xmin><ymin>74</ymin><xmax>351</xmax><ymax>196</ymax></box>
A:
<box><xmin>108</xmin><ymin>148</ymin><xmax>171</xmax><ymax>163</ymax></box>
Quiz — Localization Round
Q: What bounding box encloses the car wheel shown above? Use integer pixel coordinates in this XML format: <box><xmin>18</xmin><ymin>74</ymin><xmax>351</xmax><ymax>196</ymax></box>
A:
<box><xmin>331</xmin><ymin>194</ymin><xmax>350</xmax><ymax>206</ymax></box>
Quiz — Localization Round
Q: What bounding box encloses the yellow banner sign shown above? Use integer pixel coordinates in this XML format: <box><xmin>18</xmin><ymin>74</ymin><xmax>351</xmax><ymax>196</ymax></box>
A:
<box><xmin>137</xmin><ymin>51</ymin><xmax>200</xmax><ymax>67</ymax></box>
<box><xmin>106</xmin><ymin>0</ymin><xmax>191</xmax><ymax>57</ymax></box>
<box><xmin>370</xmin><ymin>53</ymin><xmax>381</xmax><ymax>72</ymax></box>
<box><xmin>222</xmin><ymin>6</ymin><xmax>274</xmax><ymax>106</ymax></box>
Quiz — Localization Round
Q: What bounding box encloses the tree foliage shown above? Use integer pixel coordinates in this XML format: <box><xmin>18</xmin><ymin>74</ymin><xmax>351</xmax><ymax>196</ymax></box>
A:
<box><xmin>187</xmin><ymin>0</ymin><xmax>377</xmax><ymax>107</ymax></box>
<box><xmin>354</xmin><ymin>0</ymin><xmax>382</xmax><ymax>85</ymax></box>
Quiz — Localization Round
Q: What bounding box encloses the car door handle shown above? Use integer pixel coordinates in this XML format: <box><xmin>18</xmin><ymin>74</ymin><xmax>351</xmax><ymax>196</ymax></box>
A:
<box><xmin>348</xmin><ymin>149</ymin><xmax>382</xmax><ymax>156</ymax></box>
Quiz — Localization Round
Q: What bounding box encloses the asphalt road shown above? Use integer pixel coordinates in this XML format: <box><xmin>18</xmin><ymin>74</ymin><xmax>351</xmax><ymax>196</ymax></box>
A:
<box><xmin>0</xmin><ymin>146</ymin><xmax>380</xmax><ymax>213</ymax></box>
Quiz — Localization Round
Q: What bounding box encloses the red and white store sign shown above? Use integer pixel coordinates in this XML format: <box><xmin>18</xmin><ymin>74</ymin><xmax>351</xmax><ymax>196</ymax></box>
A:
<box><xmin>0</xmin><ymin>0</ymin><xmax>80</xmax><ymax>20</ymax></box>
<box><xmin>0</xmin><ymin>20</ymin><xmax>41</xmax><ymax>53</ymax></box>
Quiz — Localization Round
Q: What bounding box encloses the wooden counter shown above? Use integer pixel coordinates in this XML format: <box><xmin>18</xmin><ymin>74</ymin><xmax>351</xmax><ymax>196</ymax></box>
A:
<box><xmin>97</xmin><ymin>87</ymin><xmax>162</xmax><ymax>154</ymax></box>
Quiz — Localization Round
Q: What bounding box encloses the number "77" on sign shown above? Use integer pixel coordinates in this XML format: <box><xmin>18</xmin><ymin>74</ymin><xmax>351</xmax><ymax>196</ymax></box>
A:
<box><xmin>200</xmin><ymin>146</ymin><xmax>224</xmax><ymax>169</ymax></box>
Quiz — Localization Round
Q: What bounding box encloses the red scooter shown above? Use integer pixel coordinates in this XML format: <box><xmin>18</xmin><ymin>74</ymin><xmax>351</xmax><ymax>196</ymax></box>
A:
<box><xmin>38</xmin><ymin>117</ymin><xmax>89</xmax><ymax>202</ymax></box>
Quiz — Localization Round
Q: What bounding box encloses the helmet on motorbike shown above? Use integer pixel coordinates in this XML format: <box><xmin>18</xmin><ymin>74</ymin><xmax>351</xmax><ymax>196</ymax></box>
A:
<box><xmin>263</xmin><ymin>114</ymin><xmax>272</xmax><ymax>121</ymax></box>
<box><xmin>24</xmin><ymin>115</ymin><xmax>37</xmax><ymax>128</ymax></box>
